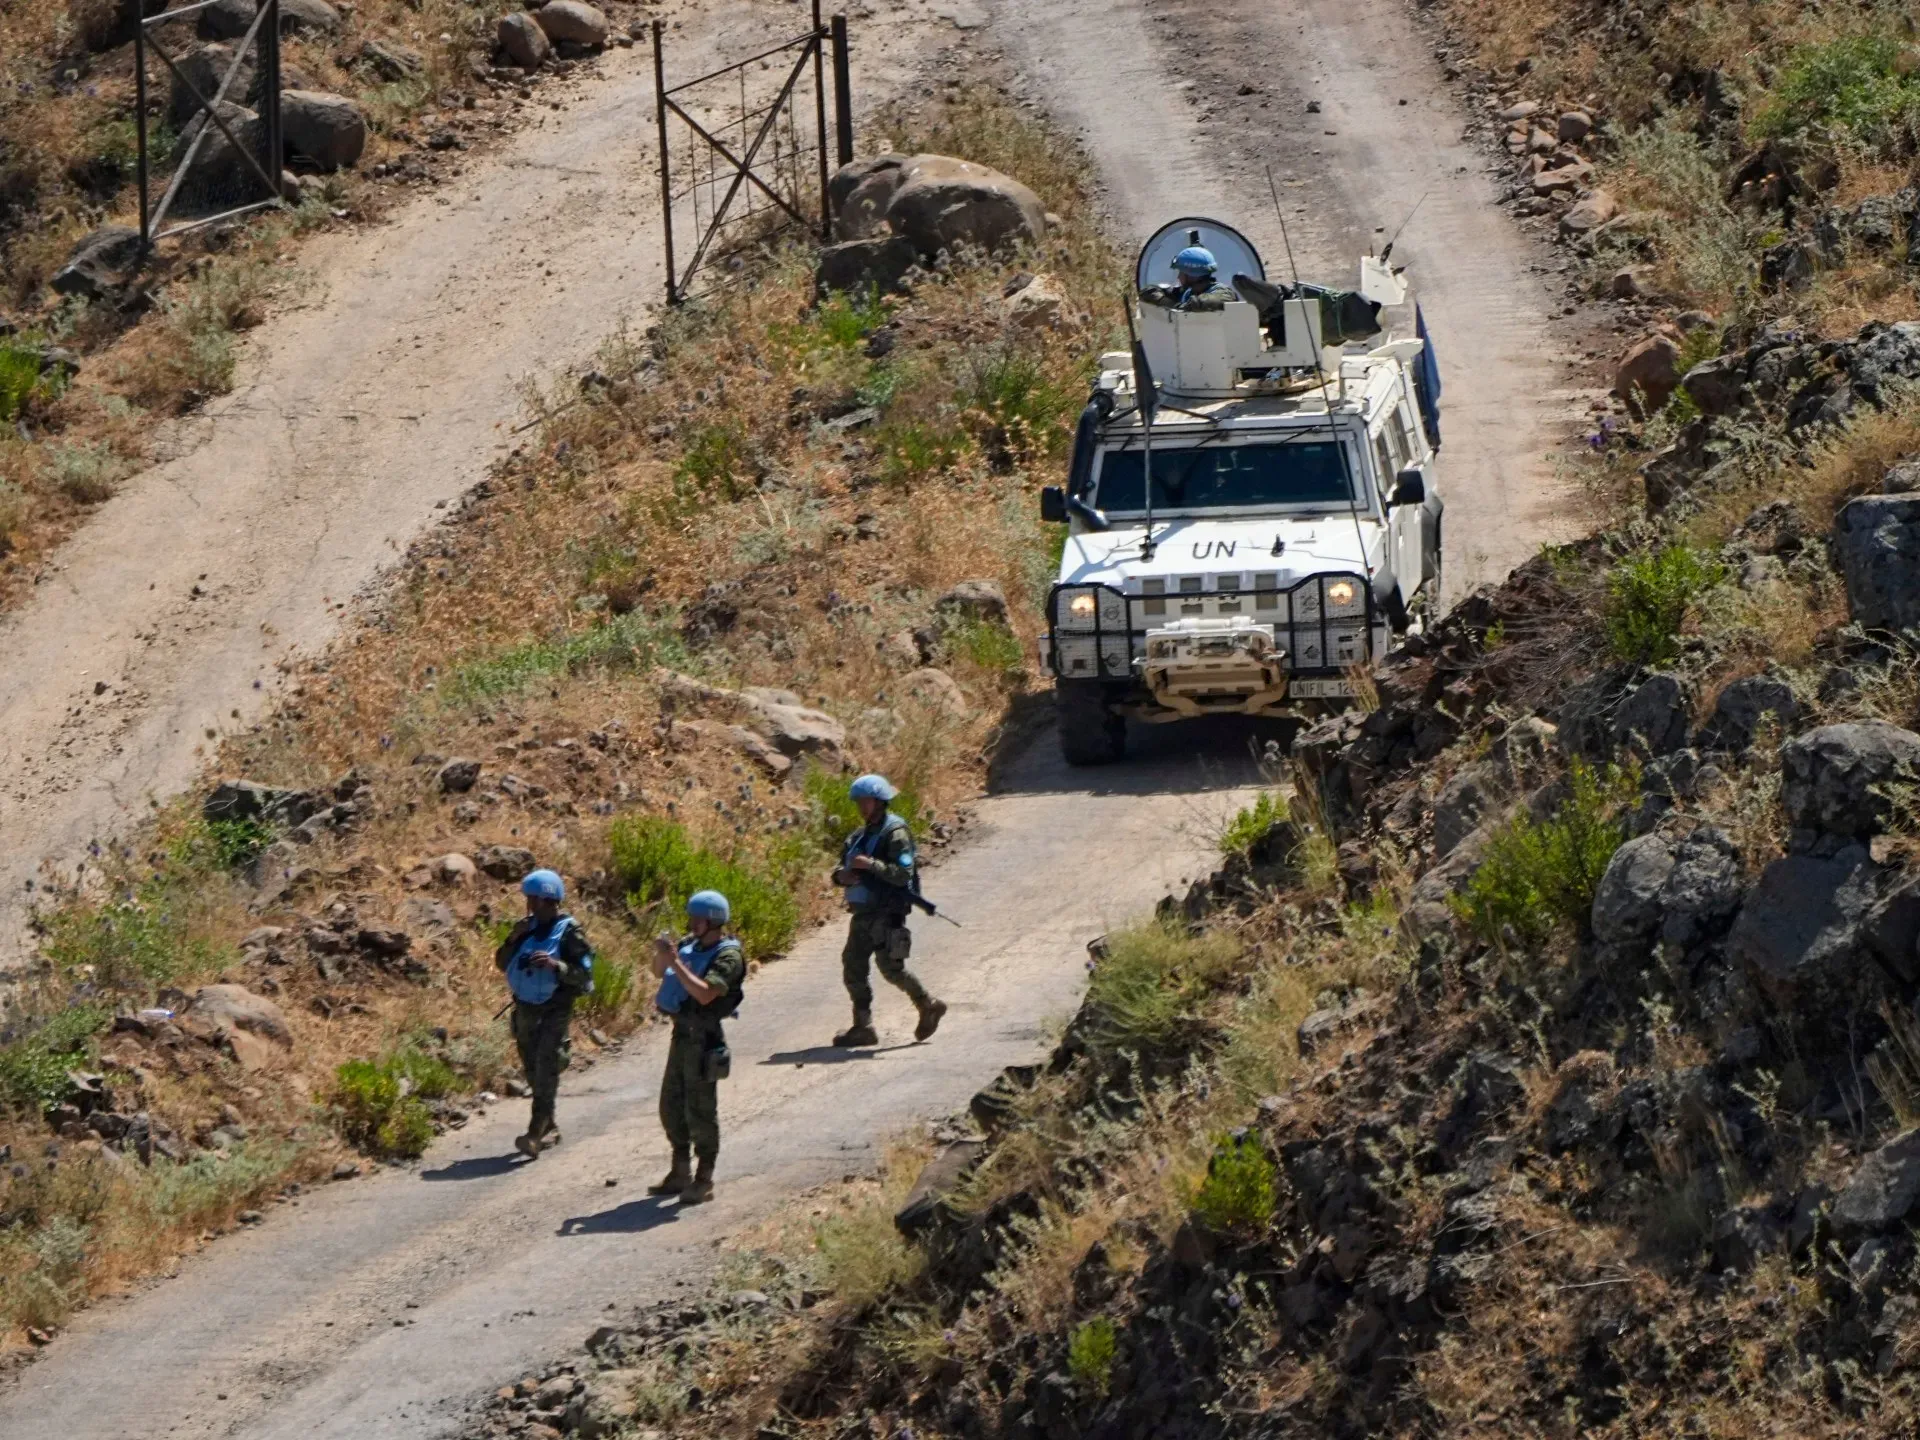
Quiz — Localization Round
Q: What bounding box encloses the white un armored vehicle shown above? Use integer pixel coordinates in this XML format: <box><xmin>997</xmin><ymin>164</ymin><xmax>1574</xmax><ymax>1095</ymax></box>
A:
<box><xmin>1039</xmin><ymin>218</ymin><xmax>1444</xmax><ymax>765</ymax></box>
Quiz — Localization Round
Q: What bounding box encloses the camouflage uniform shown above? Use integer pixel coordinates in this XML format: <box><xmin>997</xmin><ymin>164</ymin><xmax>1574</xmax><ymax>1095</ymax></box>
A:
<box><xmin>836</xmin><ymin>813</ymin><xmax>937</xmax><ymax>1026</ymax></box>
<box><xmin>658</xmin><ymin>936</ymin><xmax>747</xmax><ymax>1168</ymax></box>
<box><xmin>494</xmin><ymin>916</ymin><xmax>594</xmax><ymax>1142</ymax></box>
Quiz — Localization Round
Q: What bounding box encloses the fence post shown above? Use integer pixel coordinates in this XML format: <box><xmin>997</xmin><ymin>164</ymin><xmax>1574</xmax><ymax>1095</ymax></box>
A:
<box><xmin>653</xmin><ymin>19</ymin><xmax>677</xmax><ymax>305</ymax></box>
<box><xmin>811</xmin><ymin>0</ymin><xmax>830</xmax><ymax>241</ymax></box>
<box><xmin>263</xmin><ymin>0</ymin><xmax>283</xmax><ymax>200</ymax></box>
<box><xmin>134</xmin><ymin>16</ymin><xmax>151</xmax><ymax>251</ymax></box>
<box><xmin>830</xmin><ymin>15</ymin><xmax>853</xmax><ymax>167</ymax></box>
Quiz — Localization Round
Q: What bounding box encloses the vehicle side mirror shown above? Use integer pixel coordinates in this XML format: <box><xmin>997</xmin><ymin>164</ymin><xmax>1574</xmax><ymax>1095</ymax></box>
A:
<box><xmin>1040</xmin><ymin>486</ymin><xmax>1067</xmax><ymax>524</ymax></box>
<box><xmin>1392</xmin><ymin>469</ymin><xmax>1425</xmax><ymax>506</ymax></box>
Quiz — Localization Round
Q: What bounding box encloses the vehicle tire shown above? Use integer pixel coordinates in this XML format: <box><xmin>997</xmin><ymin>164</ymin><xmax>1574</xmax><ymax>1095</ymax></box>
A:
<box><xmin>1056</xmin><ymin>681</ymin><xmax>1126</xmax><ymax>765</ymax></box>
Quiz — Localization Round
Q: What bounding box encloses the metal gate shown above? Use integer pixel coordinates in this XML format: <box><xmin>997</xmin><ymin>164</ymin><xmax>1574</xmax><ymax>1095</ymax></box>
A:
<box><xmin>652</xmin><ymin>4</ymin><xmax>853</xmax><ymax>305</ymax></box>
<box><xmin>133</xmin><ymin>0</ymin><xmax>287</xmax><ymax>253</ymax></box>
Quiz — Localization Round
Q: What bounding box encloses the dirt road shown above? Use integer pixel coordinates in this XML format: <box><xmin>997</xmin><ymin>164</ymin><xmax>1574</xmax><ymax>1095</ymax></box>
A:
<box><xmin>997</xmin><ymin>0</ymin><xmax>1590</xmax><ymax>599</ymax></box>
<box><xmin>0</xmin><ymin>734</ymin><xmax>1258</xmax><ymax>1440</ymax></box>
<box><xmin>0</xmin><ymin>0</ymin><xmax>938</xmax><ymax>969</ymax></box>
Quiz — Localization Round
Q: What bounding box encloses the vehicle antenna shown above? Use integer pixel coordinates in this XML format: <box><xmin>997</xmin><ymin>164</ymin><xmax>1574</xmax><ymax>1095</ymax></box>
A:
<box><xmin>1379</xmin><ymin>189</ymin><xmax>1430</xmax><ymax>262</ymax></box>
<box><xmin>1266</xmin><ymin>166</ymin><xmax>1372</xmax><ymax>582</ymax></box>
<box><xmin>1121</xmin><ymin>290</ymin><xmax>1160</xmax><ymax>562</ymax></box>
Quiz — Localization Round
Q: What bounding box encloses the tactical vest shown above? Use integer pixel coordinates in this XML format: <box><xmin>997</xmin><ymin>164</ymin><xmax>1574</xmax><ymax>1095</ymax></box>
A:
<box><xmin>506</xmin><ymin>916</ymin><xmax>589</xmax><ymax>1005</ymax></box>
<box><xmin>657</xmin><ymin>936</ymin><xmax>744</xmax><ymax>1017</ymax></box>
<box><xmin>842</xmin><ymin>812</ymin><xmax>916</xmax><ymax>913</ymax></box>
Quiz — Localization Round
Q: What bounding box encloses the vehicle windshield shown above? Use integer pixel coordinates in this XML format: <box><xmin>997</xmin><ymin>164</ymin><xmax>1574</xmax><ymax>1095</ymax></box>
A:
<box><xmin>1091</xmin><ymin>439</ymin><xmax>1360</xmax><ymax>514</ymax></box>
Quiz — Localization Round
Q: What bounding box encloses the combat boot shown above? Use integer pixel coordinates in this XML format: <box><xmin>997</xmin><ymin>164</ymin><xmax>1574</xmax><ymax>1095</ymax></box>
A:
<box><xmin>648</xmin><ymin>1152</ymin><xmax>692</xmax><ymax>1196</ymax></box>
<box><xmin>516</xmin><ymin>1102</ymin><xmax>552</xmax><ymax>1158</ymax></box>
<box><xmin>514</xmin><ymin>1130</ymin><xmax>543</xmax><ymax>1159</ymax></box>
<box><xmin>679</xmin><ymin>1157</ymin><xmax>716</xmax><ymax>1205</ymax></box>
<box><xmin>833</xmin><ymin>1008</ymin><xmax>878</xmax><ymax>1048</ymax></box>
<box><xmin>914</xmin><ymin>998</ymin><xmax>948</xmax><ymax>1042</ymax></box>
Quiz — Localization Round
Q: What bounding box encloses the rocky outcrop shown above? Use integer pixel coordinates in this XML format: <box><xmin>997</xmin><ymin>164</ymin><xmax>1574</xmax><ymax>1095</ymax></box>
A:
<box><xmin>1834</xmin><ymin>494</ymin><xmax>1920</xmax><ymax>632</ymax></box>
<box><xmin>935</xmin><ymin>578</ymin><xmax>1010</xmax><ymax>627</ymax></box>
<box><xmin>51</xmin><ymin>226</ymin><xmax>143</xmax><ymax>300</ymax></box>
<box><xmin>169</xmin><ymin>42</ymin><xmax>262</xmax><ymax>127</ymax></box>
<box><xmin>1591</xmin><ymin>827</ymin><xmax>1742</xmax><ymax>952</ymax></box>
<box><xmin>1727</xmin><ymin>847</ymin><xmax>1880</xmax><ymax>1001</ymax></box>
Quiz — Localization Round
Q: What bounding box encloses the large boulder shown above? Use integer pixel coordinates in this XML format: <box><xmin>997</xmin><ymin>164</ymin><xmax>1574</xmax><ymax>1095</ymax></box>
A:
<box><xmin>169</xmin><ymin>42</ymin><xmax>261</xmax><ymax>127</ymax></box>
<box><xmin>832</xmin><ymin>154</ymin><xmax>909</xmax><ymax>240</ymax></box>
<box><xmin>496</xmin><ymin>11</ymin><xmax>552</xmax><ymax>68</ymax></box>
<box><xmin>885</xmin><ymin>154</ymin><xmax>1045</xmax><ymax>258</ymax></box>
<box><xmin>1834</xmin><ymin>494</ymin><xmax>1920</xmax><ymax>632</ymax></box>
<box><xmin>1726</xmin><ymin>847</ymin><xmax>1879</xmax><ymax>1000</ymax></box>
<box><xmin>532</xmin><ymin>0</ymin><xmax>608</xmax><ymax>45</ymax></box>
<box><xmin>1679</xmin><ymin>354</ymin><xmax>1747</xmax><ymax>416</ymax></box>
<box><xmin>179</xmin><ymin>101</ymin><xmax>269</xmax><ymax>192</ymax></box>
<box><xmin>196</xmin><ymin>0</ymin><xmax>259</xmax><ymax>39</ymax></box>
<box><xmin>816</xmin><ymin>236</ymin><xmax>916</xmax><ymax>295</ymax></box>
<box><xmin>1698</xmin><ymin>672</ymin><xmax>1801</xmax><ymax>752</ymax></box>
<box><xmin>204</xmin><ymin>777</ymin><xmax>324</xmax><ymax>827</ymax></box>
<box><xmin>51</xmin><ymin>225</ymin><xmax>143</xmax><ymax>300</ymax></box>
<box><xmin>1780</xmin><ymin>721</ymin><xmax>1920</xmax><ymax>838</ymax></box>
<box><xmin>281</xmin><ymin>90</ymin><xmax>367</xmax><ymax>171</ymax></box>
<box><xmin>1833</xmin><ymin>1130</ymin><xmax>1920</xmax><ymax>1236</ymax></box>
<box><xmin>1613</xmin><ymin>333</ymin><xmax>1682</xmax><ymax>414</ymax></box>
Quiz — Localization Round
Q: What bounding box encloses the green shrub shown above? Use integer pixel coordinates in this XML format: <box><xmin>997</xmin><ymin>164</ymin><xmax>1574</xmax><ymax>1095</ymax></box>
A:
<box><xmin>947</xmin><ymin>617</ymin><xmax>1024</xmax><ymax>677</ymax></box>
<box><xmin>1219</xmin><ymin>791</ymin><xmax>1288</xmax><ymax>858</ymax></box>
<box><xmin>607</xmin><ymin>814</ymin><xmax>800</xmax><ymax>955</ymax></box>
<box><xmin>1085</xmin><ymin>919</ymin><xmax>1241</xmax><ymax>1056</ymax></box>
<box><xmin>1604</xmin><ymin>544</ymin><xmax>1723</xmax><ymax>666</ymax></box>
<box><xmin>0</xmin><ymin>1007</ymin><xmax>110</xmax><ymax>1115</ymax></box>
<box><xmin>1753</xmin><ymin>34</ymin><xmax>1920</xmax><ymax>153</ymax></box>
<box><xmin>0</xmin><ymin>342</ymin><xmax>44</xmax><ymax>423</ymax></box>
<box><xmin>444</xmin><ymin>609</ymin><xmax>687</xmax><ymax>704</ymax></box>
<box><xmin>1451</xmin><ymin>759</ymin><xmax>1634</xmax><ymax>948</ymax></box>
<box><xmin>1192</xmin><ymin>1131</ymin><xmax>1278</xmax><ymax>1232</ymax></box>
<box><xmin>813</xmin><ymin>1204</ymin><xmax>924</xmax><ymax>1308</ymax></box>
<box><xmin>45</xmin><ymin>441</ymin><xmax>124</xmax><ymax>505</ymax></box>
<box><xmin>1067</xmin><ymin>1316</ymin><xmax>1119</xmax><ymax>1394</ymax></box>
<box><xmin>577</xmin><ymin>957</ymin><xmax>635</xmax><ymax>1021</ymax></box>
<box><xmin>676</xmin><ymin>421</ymin><xmax>755</xmax><ymax>499</ymax></box>
<box><xmin>38</xmin><ymin>880</ymin><xmax>224</xmax><ymax>988</ymax></box>
<box><xmin>876</xmin><ymin>419</ymin><xmax>969</xmax><ymax>486</ymax></box>
<box><xmin>332</xmin><ymin>1057</ymin><xmax>438</xmax><ymax>1158</ymax></box>
<box><xmin>813</xmin><ymin>288</ymin><xmax>891</xmax><ymax>347</ymax></box>
<box><xmin>964</xmin><ymin>346</ymin><xmax>1075</xmax><ymax>463</ymax></box>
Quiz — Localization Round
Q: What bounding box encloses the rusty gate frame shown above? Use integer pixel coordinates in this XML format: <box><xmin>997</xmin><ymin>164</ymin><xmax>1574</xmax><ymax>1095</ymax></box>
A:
<box><xmin>652</xmin><ymin>3</ymin><xmax>854</xmax><ymax>305</ymax></box>
<box><xmin>133</xmin><ymin>0</ymin><xmax>288</xmax><ymax>254</ymax></box>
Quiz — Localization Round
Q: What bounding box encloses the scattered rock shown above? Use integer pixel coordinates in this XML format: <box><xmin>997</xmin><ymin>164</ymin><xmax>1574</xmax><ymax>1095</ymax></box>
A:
<box><xmin>1001</xmin><ymin>272</ymin><xmax>1066</xmax><ymax>329</ymax></box>
<box><xmin>276</xmin><ymin>0</ymin><xmax>341</xmax><ymax>31</ymax></box>
<box><xmin>1557</xmin><ymin>110</ymin><xmax>1592</xmax><ymax>144</ymax></box>
<box><xmin>474</xmin><ymin>844</ymin><xmax>537</xmax><ymax>881</ymax></box>
<box><xmin>1613</xmin><ymin>672</ymin><xmax>1690</xmax><ymax>756</ymax></box>
<box><xmin>1727</xmin><ymin>846</ymin><xmax>1879</xmax><ymax>1000</ymax></box>
<box><xmin>1613</xmin><ymin>333</ymin><xmax>1682</xmax><ymax>414</ymax></box>
<box><xmin>1780</xmin><ymin>721</ymin><xmax>1920</xmax><ymax>839</ymax></box>
<box><xmin>739</xmin><ymin>690</ymin><xmax>846</xmax><ymax>764</ymax></box>
<box><xmin>438</xmin><ymin>758</ymin><xmax>483</xmax><ymax>794</ymax></box>
<box><xmin>497</xmin><ymin>11</ymin><xmax>552</xmax><ymax>68</ymax></box>
<box><xmin>358</xmin><ymin>37</ymin><xmax>425</xmax><ymax>80</ymax></box>
<box><xmin>1834</xmin><ymin>494</ymin><xmax>1920</xmax><ymax>632</ymax></box>
<box><xmin>902</xmin><ymin>667</ymin><xmax>969</xmax><ymax>717</ymax></box>
<box><xmin>533</xmin><ymin>0</ymin><xmax>608</xmax><ymax>45</ymax></box>
<box><xmin>1558</xmin><ymin>188</ymin><xmax>1617</xmax><ymax>237</ymax></box>
<box><xmin>430</xmin><ymin>852</ymin><xmax>477</xmax><ymax>886</ymax></box>
<box><xmin>50</xmin><ymin>226</ymin><xmax>143</xmax><ymax>300</ymax></box>
<box><xmin>1698</xmin><ymin>672</ymin><xmax>1801</xmax><ymax>751</ymax></box>
<box><xmin>281</xmin><ymin>90</ymin><xmax>366</xmax><ymax>171</ymax></box>
<box><xmin>935</xmin><ymin>578</ymin><xmax>1010</xmax><ymax>627</ymax></box>
<box><xmin>1592</xmin><ymin>827</ymin><xmax>1742</xmax><ymax>951</ymax></box>
<box><xmin>195</xmin><ymin>0</ymin><xmax>258</xmax><ymax>39</ymax></box>
<box><xmin>205</xmin><ymin>778</ymin><xmax>323</xmax><ymax>827</ymax></box>
<box><xmin>168</xmin><ymin>43</ymin><xmax>262</xmax><ymax>127</ymax></box>
<box><xmin>1432</xmin><ymin>762</ymin><xmax>1498</xmax><ymax>858</ymax></box>
<box><xmin>1834</xmin><ymin>1130</ymin><xmax>1920</xmax><ymax>1235</ymax></box>
<box><xmin>185</xmin><ymin>983</ymin><xmax>293</xmax><ymax>1047</ymax></box>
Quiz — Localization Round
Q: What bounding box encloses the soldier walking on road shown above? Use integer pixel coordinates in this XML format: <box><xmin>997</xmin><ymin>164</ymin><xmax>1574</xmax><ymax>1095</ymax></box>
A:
<box><xmin>495</xmin><ymin>869</ymin><xmax>594</xmax><ymax>1159</ymax></box>
<box><xmin>831</xmin><ymin>774</ymin><xmax>946</xmax><ymax>1048</ymax></box>
<box><xmin>648</xmin><ymin>890</ymin><xmax>746</xmax><ymax>1206</ymax></box>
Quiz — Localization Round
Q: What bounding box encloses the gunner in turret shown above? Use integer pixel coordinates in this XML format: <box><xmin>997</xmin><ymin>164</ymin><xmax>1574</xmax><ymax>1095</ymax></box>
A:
<box><xmin>1140</xmin><ymin>245</ymin><xmax>1238</xmax><ymax>312</ymax></box>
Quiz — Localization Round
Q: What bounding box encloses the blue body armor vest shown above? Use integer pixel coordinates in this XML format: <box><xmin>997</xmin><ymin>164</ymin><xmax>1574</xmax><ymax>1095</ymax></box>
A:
<box><xmin>506</xmin><ymin>916</ymin><xmax>587</xmax><ymax>1005</ymax></box>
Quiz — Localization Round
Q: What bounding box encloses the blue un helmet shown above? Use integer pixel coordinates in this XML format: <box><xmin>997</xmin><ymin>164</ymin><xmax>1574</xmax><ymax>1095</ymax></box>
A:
<box><xmin>686</xmin><ymin>890</ymin><xmax>731</xmax><ymax>924</ymax></box>
<box><xmin>849</xmin><ymin>773</ymin><xmax>898</xmax><ymax>803</ymax></box>
<box><xmin>1173</xmin><ymin>245</ymin><xmax>1217</xmax><ymax>279</ymax></box>
<box><xmin>521</xmin><ymin>868</ymin><xmax>565</xmax><ymax>902</ymax></box>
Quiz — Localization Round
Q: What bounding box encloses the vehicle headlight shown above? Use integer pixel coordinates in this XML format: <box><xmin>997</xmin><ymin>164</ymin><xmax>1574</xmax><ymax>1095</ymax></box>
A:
<box><xmin>1069</xmin><ymin>593</ymin><xmax>1097</xmax><ymax>619</ymax></box>
<box><xmin>1326</xmin><ymin>580</ymin><xmax>1358</xmax><ymax>608</ymax></box>
<box><xmin>1056</xmin><ymin>586</ymin><xmax>1104</xmax><ymax>631</ymax></box>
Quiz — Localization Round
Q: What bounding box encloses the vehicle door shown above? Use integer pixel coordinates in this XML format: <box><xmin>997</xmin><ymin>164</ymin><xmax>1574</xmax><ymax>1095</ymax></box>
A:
<box><xmin>1378</xmin><ymin>409</ymin><xmax>1427</xmax><ymax>598</ymax></box>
